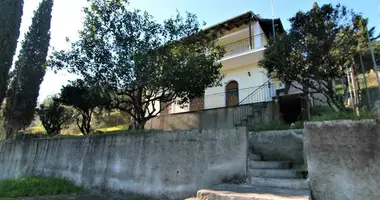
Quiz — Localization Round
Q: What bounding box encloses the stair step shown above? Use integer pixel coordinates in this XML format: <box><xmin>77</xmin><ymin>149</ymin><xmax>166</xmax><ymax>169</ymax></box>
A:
<box><xmin>250</xmin><ymin>177</ymin><xmax>309</xmax><ymax>190</ymax></box>
<box><xmin>196</xmin><ymin>184</ymin><xmax>310</xmax><ymax>200</ymax></box>
<box><xmin>249</xmin><ymin>161</ymin><xmax>292</xmax><ymax>169</ymax></box>
<box><xmin>249</xmin><ymin>169</ymin><xmax>305</xmax><ymax>179</ymax></box>
<box><xmin>248</xmin><ymin>153</ymin><xmax>262</xmax><ymax>161</ymax></box>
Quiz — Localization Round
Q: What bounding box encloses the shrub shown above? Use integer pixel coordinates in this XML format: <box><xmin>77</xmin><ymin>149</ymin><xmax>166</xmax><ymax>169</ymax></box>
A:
<box><xmin>36</xmin><ymin>98</ymin><xmax>74</xmax><ymax>137</ymax></box>
<box><xmin>0</xmin><ymin>176</ymin><xmax>85</xmax><ymax>198</ymax></box>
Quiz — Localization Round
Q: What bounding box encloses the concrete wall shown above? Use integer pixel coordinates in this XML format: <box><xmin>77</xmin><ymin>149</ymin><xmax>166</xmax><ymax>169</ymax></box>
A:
<box><xmin>0</xmin><ymin>128</ymin><xmax>248</xmax><ymax>200</ymax></box>
<box><xmin>146</xmin><ymin>106</ymin><xmax>236</xmax><ymax>131</ymax></box>
<box><xmin>248</xmin><ymin>130</ymin><xmax>304</xmax><ymax>165</ymax></box>
<box><xmin>304</xmin><ymin>120</ymin><xmax>380</xmax><ymax>200</ymax></box>
<box><xmin>146</xmin><ymin>102</ymin><xmax>280</xmax><ymax>131</ymax></box>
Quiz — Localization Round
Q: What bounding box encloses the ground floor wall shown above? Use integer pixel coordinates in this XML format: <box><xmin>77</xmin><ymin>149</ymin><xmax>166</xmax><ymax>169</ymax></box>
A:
<box><xmin>0</xmin><ymin>128</ymin><xmax>248</xmax><ymax>200</ymax></box>
<box><xmin>145</xmin><ymin>102</ymin><xmax>280</xmax><ymax>131</ymax></box>
<box><xmin>304</xmin><ymin>120</ymin><xmax>380</xmax><ymax>200</ymax></box>
<box><xmin>204</xmin><ymin>65</ymin><xmax>269</xmax><ymax>109</ymax></box>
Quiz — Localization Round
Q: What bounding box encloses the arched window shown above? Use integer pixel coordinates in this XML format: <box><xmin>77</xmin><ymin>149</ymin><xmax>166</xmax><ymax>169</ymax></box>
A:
<box><xmin>226</xmin><ymin>81</ymin><xmax>239</xmax><ymax>106</ymax></box>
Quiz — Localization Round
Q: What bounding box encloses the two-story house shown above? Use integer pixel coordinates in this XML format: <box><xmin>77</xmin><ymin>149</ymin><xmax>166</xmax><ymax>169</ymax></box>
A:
<box><xmin>164</xmin><ymin>11</ymin><xmax>285</xmax><ymax>114</ymax></box>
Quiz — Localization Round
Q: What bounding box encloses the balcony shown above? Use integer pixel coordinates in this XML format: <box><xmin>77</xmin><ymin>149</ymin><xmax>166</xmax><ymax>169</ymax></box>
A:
<box><xmin>220</xmin><ymin>33</ymin><xmax>267</xmax><ymax>69</ymax></box>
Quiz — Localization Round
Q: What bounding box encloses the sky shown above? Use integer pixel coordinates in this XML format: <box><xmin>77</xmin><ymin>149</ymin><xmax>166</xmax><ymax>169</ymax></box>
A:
<box><xmin>19</xmin><ymin>0</ymin><xmax>380</xmax><ymax>101</ymax></box>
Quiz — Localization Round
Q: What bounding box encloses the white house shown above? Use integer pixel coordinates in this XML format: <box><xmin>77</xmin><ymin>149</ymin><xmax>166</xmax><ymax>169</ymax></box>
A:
<box><xmin>164</xmin><ymin>11</ymin><xmax>286</xmax><ymax>114</ymax></box>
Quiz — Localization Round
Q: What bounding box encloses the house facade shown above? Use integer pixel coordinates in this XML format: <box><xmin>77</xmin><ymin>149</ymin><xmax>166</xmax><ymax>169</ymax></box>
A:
<box><xmin>165</xmin><ymin>11</ymin><xmax>285</xmax><ymax>114</ymax></box>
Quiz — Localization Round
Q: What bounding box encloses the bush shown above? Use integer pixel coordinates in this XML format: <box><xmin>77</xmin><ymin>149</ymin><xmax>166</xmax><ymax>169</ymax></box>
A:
<box><xmin>0</xmin><ymin>176</ymin><xmax>85</xmax><ymax>198</ymax></box>
<box><xmin>36</xmin><ymin>99</ymin><xmax>74</xmax><ymax>137</ymax></box>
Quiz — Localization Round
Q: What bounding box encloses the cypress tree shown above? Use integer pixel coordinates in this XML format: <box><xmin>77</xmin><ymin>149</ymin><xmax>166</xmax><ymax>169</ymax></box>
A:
<box><xmin>0</xmin><ymin>0</ymin><xmax>24</xmax><ymax>105</ymax></box>
<box><xmin>3</xmin><ymin>0</ymin><xmax>54</xmax><ymax>138</ymax></box>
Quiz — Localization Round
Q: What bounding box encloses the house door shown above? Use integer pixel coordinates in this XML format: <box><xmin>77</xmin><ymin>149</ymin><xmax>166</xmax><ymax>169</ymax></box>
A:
<box><xmin>226</xmin><ymin>81</ymin><xmax>239</xmax><ymax>106</ymax></box>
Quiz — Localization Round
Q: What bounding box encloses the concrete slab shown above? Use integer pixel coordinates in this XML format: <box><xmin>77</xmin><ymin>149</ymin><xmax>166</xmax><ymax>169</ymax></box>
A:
<box><xmin>196</xmin><ymin>184</ymin><xmax>310</xmax><ymax>200</ymax></box>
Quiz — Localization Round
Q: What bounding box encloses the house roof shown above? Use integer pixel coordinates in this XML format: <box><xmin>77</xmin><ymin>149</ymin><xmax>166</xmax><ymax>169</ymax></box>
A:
<box><xmin>204</xmin><ymin>11</ymin><xmax>258</xmax><ymax>33</ymax></box>
<box><xmin>204</xmin><ymin>11</ymin><xmax>285</xmax><ymax>38</ymax></box>
<box><xmin>258</xmin><ymin>18</ymin><xmax>285</xmax><ymax>38</ymax></box>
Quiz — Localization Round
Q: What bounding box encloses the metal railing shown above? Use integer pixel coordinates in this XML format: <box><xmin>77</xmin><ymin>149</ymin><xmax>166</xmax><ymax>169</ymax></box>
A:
<box><xmin>233</xmin><ymin>81</ymin><xmax>275</xmax><ymax>125</ymax></box>
<box><xmin>222</xmin><ymin>33</ymin><xmax>265</xmax><ymax>58</ymax></box>
<box><xmin>203</xmin><ymin>85</ymin><xmax>271</xmax><ymax>109</ymax></box>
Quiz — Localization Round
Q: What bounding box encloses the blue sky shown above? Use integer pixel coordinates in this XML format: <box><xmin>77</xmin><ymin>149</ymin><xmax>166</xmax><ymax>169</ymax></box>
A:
<box><xmin>20</xmin><ymin>0</ymin><xmax>380</xmax><ymax>101</ymax></box>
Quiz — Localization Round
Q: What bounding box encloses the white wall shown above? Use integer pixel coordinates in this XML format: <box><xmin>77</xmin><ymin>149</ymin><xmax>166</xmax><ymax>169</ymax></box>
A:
<box><xmin>204</xmin><ymin>65</ymin><xmax>270</xmax><ymax>109</ymax></box>
<box><xmin>170</xmin><ymin>101</ymin><xmax>190</xmax><ymax>114</ymax></box>
<box><xmin>147</xmin><ymin>100</ymin><xmax>161</xmax><ymax>117</ymax></box>
<box><xmin>218</xmin><ymin>21</ymin><xmax>266</xmax><ymax>49</ymax></box>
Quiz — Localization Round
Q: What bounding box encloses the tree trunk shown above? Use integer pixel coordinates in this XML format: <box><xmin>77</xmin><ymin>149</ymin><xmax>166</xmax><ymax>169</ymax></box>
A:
<box><xmin>301</xmin><ymin>84</ymin><xmax>311</xmax><ymax>121</ymax></box>
<box><xmin>135</xmin><ymin>119</ymin><xmax>146</xmax><ymax>130</ymax></box>
<box><xmin>350</xmin><ymin>64</ymin><xmax>360</xmax><ymax>116</ymax></box>
<box><xmin>4</xmin><ymin>121</ymin><xmax>19</xmax><ymax>140</ymax></box>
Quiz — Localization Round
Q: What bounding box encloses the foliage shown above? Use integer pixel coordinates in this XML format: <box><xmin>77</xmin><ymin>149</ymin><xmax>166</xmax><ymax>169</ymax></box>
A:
<box><xmin>0</xmin><ymin>0</ymin><xmax>24</xmax><ymax>105</ymax></box>
<box><xmin>259</xmin><ymin>3</ymin><xmax>364</xmax><ymax>111</ymax></box>
<box><xmin>2</xmin><ymin>0</ymin><xmax>53</xmax><ymax>139</ymax></box>
<box><xmin>311</xmin><ymin>108</ymin><xmax>376</xmax><ymax>121</ymax></box>
<box><xmin>0</xmin><ymin>176</ymin><xmax>85</xmax><ymax>198</ymax></box>
<box><xmin>58</xmin><ymin>79</ymin><xmax>111</xmax><ymax>135</ymax></box>
<box><xmin>36</xmin><ymin>98</ymin><xmax>74</xmax><ymax>137</ymax></box>
<box><xmin>50</xmin><ymin>0</ymin><xmax>224</xmax><ymax>129</ymax></box>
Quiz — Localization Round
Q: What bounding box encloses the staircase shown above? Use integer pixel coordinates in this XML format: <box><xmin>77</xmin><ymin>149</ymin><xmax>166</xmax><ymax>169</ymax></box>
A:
<box><xmin>188</xmin><ymin>153</ymin><xmax>310</xmax><ymax>200</ymax></box>
<box><xmin>233</xmin><ymin>81</ymin><xmax>277</xmax><ymax>128</ymax></box>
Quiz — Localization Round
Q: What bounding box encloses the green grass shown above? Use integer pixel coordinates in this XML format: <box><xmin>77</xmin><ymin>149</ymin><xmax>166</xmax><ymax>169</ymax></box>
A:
<box><xmin>0</xmin><ymin>177</ymin><xmax>85</xmax><ymax>198</ymax></box>
<box><xmin>311</xmin><ymin>109</ymin><xmax>376</xmax><ymax>121</ymax></box>
<box><xmin>250</xmin><ymin>121</ymin><xmax>304</xmax><ymax>132</ymax></box>
<box><xmin>123</xmin><ymin>195</ymin><xmax>156</xmax><ymax>200</ymax></box>
<box><xmin>96</xmin><ymin>124</ymin><xmax>129</xmax><ymax>132</ymax></box>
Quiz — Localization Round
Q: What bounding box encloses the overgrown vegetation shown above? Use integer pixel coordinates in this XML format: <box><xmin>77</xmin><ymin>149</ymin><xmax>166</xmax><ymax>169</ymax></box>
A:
<box><xmin>0</xmin><ymin>177</ymin><xmax>85</xmax><ymax>198</ymax></box>
<box><xmin>250</xmin><ymin>105</ymin><xmax>376</xmax><ymax>132</ymax></box>
<box><xmin>50</xmin><ymin>0</ymin><xmax>224</xmax><ymax>130</ymax></box>
<box><xmin>259</xmin><ymin>3</ymin><xmax>378</xmax><ymax>112</ymax></box>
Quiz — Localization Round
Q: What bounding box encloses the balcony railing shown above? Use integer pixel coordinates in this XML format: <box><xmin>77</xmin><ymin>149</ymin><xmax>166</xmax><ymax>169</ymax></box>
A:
<box><xmin>222</xmin><ymin>33</ymin><xmax>265</xmax><ymax>58</ymax></box>
<box><xmin>203</xmin><ymin>83</ymin><xmax>275</xmax><ymax>109</ymax></box>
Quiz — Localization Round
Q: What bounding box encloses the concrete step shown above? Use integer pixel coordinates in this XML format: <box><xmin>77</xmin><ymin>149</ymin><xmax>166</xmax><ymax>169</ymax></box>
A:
<box><xmin>250</xmin><ymin>177</ymin><xmax>309</xmax><ymax>190</ymax></box>
<box><xmin>249</xmin><ymin>169</ymin><xmax>306</xmax><ymax>179</ymax></box>
<box><xmin>196</xmin><ymin>184</ymin><xmax>310</xmax><ymax>200</ymax></box>
<box><xmin>249</xmin><ymin>161</ymin><xmax>292</xmax><ymax>169</ymax></box>
<box><xmin>248</xmin><ymin>153</ymin><xmax>262</xmax><ymax>161</ymax></box>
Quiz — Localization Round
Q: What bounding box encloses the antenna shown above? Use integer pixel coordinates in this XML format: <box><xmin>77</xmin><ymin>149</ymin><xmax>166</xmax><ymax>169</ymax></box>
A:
<box><xmin>271</xmin><ymin>0</ymin><xmax>276</xmax><ymax>38</ymax></box>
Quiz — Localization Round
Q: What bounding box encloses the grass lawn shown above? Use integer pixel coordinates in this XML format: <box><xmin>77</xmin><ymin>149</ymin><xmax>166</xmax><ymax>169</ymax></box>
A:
<box><xmin>0</xmin><ymin>177</ymin><xmax>85</xmax><ymax>198</ymax></box>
